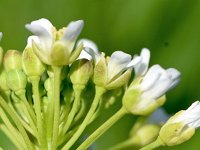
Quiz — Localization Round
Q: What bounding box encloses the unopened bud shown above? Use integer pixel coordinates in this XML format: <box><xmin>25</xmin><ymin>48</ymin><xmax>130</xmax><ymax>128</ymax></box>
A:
<box><xmin>3</xmin><ymin>50</ymin><xmax>22</xmax><ymax>71</ymax></box>
<box><xmin>22</xmin><ymin>47</ymin><xmax>46</xmax><ymax>76</ymax></box>
<box><xmin>6</xmin><ymin>69</ymin><xmax>27</xmax><ymax>91</ymax></box>
<box><xmin>70</xmin><ymin>59</ymin><xmax>93</xmax><ymax>86</ymax></box>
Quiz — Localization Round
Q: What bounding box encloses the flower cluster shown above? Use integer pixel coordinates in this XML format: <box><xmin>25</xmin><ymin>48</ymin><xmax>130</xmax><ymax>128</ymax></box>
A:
<box><xmin>0</xmin><ymin>18</ymin><xmax>199</xmax><ymax>150</ymax></box>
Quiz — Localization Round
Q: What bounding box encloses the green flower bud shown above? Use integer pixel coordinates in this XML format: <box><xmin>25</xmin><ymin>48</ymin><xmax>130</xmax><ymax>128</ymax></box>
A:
<box><xmin>158</xmin><ymin>102</ymin><xmax>200</xmax><ymax>147</ymax></box>
<box><xmin>22</xmin><ymin>47</ymin><xmax>46</xmax><ymax>76</ymax></box>
<box><xmin>6</xmin><ymin>69</ymin><xmax>27</xmax><ymax>91</ymax></box>
<box><xmin>130</xmin><ymin>124</ymin><xmax>160</xmax><ymax>147</ymax></box>
<box><xmin>122</xmin><ymin>78</ymin><xmax>166</xmax><ymax>116</ymax></box>
<box><xmin>0</xmin><ymin>69</ymin><xmax>9</xmax><ymax>91</ymax></box>
<box><xmin>3</xmin><ymin>50</ymin><xmax>22</xmax><ymax>71</ymax></box>
<box><xmin>93</xmin><ymin>54</ymin><xmax>107</xmax><ymax>87</ymax></box>
<box><xmin>69</xmin><ymin>59</ymin><xmax>93</xmax><ymax>86</ymax></box>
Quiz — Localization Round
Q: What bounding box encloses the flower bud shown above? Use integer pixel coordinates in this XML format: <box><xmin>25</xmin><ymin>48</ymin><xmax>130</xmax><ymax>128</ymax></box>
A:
<box><xmin>70</xmin><ymin>59</ymin><xmax>93</xmax><ymax>86</ymax></box>
<box><xmin>159</xmin><ymin>101</ymin><xmax>200</xmax><ymax>146</ymax></box>
<box><xmin>131</xmin><ymin>124</ymin><xmax>160</xmax><ymax>147</ymax></box>
<box><xmin>0</xmin><ymin>69</ymin><xmax>9</xmax><ymax>91</ymax></box>
<box><xmin>6</xmin><ymin>69</ymin><xmax>27</xmax><ymax>91</ymax></box>
<box><xmin>3</xmin><ymin>50</ymin><xmax>22</xmax><ymax>71</ymax></box>
<box><xmin>22</xmin><ymin>42</ymin><xmax>46</xmax><ymax>76</ymax></box>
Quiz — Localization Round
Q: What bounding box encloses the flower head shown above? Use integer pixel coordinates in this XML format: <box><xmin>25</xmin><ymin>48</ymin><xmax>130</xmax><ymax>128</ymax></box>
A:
<box><xmin>159</xmin><ymin>101</ymin><xmax>200</xmax><ymax>146</ymax></box>
<box><xmin>123</xmin><ymin>64</ymin><xmax>180</xmax><ymax>115</ymax></box>
<box><xmin>25</xmin><ymin>18</ymin><xmax>84</xmax><ymax>65</ymax></box>
<box><xmin>85</xmin><ymin>47</ymin><xmax>141</xmax><ymax>89</ymax></box>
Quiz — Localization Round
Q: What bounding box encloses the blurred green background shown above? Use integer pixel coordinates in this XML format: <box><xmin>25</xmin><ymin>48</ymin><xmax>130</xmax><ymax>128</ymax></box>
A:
<box><xmin>0</xmin><ymin>0</ymin><xmax>200</xmax><ymax>149</ymax></box>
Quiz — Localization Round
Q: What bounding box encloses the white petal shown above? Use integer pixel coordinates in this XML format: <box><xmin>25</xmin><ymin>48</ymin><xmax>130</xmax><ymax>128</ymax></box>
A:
<box><xmin>25</xmin><ymin>18</ymin><xmax>53</xmax><ymax>50</ymax></box>
<box><xmin>78</xmin><ymin>50</ymin><xmax>92</xmax><ymax>60</ymax></box>
<box><xmin>107</xmin><ymin>51</ymin><xmax>131</xmax><ymax>81</ymax></box>
<box><xmin>84</xmin><ymin>47</ymin><xmax>101</xmax><ymax>62</ymax></box>
<box><xmin>126</xmin><ymin>55</ymin><xmax>141</xmax><ymax>68</ymax></box>
<box><xmin>173</xmin><ymin>101</ymin><xmax>200</xmax><ymax>128</ymax></box>
<box><xmin>187</xmin><ymin>101</ymin><xmax>200</xmax><ymax>111</ymax></box>
<box><xmin>77</xmin><ymin>39</ymin><xmax>98</xmax><ymax>60</ymax></box>
<box><xmin>27</xmin><ymin>36</ymin><xmax>40</xmax><ymax>48</ymax></box>
<box><xmin>0</xmin><ymin>32</ymin><xmax>2</xmax><ymax>41</ymax></box>
<box><xmin>134</xmin><ymin>48</ymin><xmax>150</xmax><ymax>76</ymax></box>
<box><xmin>62</xmin><ymin>20</ymin><xmax>84</xmax><ymax>52</ymax></box>
<box><xmin>77</xmin><ymin>39</ymin><xmax>98</xmax><ymax>52</ymax></box>
<box><xmin>140</xmin><ymin>65</ymin><xmax>162</xmax><ymax>91</ymax></box>
<box><xmin>166</xmin><ymin>68</ymin><xmax>181</xmax><ymax>90</ymax></box>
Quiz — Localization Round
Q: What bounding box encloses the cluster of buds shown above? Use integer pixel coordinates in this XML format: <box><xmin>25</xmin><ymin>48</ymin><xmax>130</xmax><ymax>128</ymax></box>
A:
<box><xmin>0</xmin><ymin>18</ymin><xmax>199</xmax><ymax>150</ymax></box>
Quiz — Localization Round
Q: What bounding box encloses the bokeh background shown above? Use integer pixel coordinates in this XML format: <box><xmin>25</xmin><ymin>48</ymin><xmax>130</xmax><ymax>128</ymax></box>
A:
<box><xmin>0</xmin><ymin>0</ymin><xmax>200</xmax><ymax>149</ymax></box>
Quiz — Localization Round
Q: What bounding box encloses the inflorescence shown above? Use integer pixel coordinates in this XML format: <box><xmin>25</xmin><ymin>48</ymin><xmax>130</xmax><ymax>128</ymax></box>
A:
<box><xmin>0</xmin><ymin>18</ymin><xmax>199</xmax><ymax>150</ymax></box>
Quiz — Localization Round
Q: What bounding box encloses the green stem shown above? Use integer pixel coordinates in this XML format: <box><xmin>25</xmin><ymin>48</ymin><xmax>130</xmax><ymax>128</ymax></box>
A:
<box><xmin>46</xmin><ymin>78</ymin><xmax>54</xmax><ymax>148</ymax></box>
<box><xmin>12</xmin><ymin>92</ymin><xmax>38</xmax><ymax>138</ymax></box>
<box><xmin>6</xmin><ymin>91</ymin><xmax>36</xmax><ymax>136</ymax></box>
<box><xmin>139</xmin><ymin>138</ymin><xmax>163</xmax><ymax>150</ymax></box>
<box><xmin>109</xmin><ymin>138</ymin><xmax>136</xmax><ymax>150</ymax></box>
<box><xmin>0</xmin><ymin>108</ymin><xmax>27</xmax><ymax>150</ymax></box>
<box><xmin>51</xmin><ymin>66</ymin><xmax>62</xmax><ymax>150</ymax></box>
<box><xmin>77</xmin><ymin>107</ymin><xmax>127</xmax><ymax>150</ymax></box>
<box><xmin>61</xmin><ymin>85</ymin><xmax>84</xmax><ymax>137</ymax></box>
<box><xmin>29</xmin><ymin>76</ymin><xmax>47</xmax><ymax>149</ymax></box>
<box><xmin>16</xmin><ymin>90</ymin><xmax>36</xmax><ymax>124</ymax></box>
<box><xmin>61</xmin><ymin>86</ymin><xmax>106</xmax><ymax>150</ymax></box>
<box><xmin>0</xmin><ymin>96</ymin><xmax>34</xmax><ymax>150</ymax></box>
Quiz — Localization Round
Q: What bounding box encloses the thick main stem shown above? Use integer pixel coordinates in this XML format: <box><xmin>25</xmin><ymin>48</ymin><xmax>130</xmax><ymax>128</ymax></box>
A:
<box><xmin>51</xmin><ymin>66</ymin><xmax>62</xmax><ymax>150</ymax></box>
<box><xmin>29</xmin><ymin>76</ymin><xmax>47</xmax><ymax>149</ymax></box>
<box><xmin>62</xmin><ymin>86</ymin><xmax>106</xmax><ymax>150</ymax></box>
<box><xmin>77</xmin><ymin>107</ymin><xmax>127</xmax><ymax>150</ymax></box>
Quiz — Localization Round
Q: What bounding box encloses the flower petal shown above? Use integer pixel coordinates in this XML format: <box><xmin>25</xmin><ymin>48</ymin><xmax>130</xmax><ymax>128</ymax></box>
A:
<box><xmin>84</xmin><ymin>47</ymin><xmax>101</xmax><ymax>63</ymax></box>
<box><xmin>77</xmin><ymin>39</ymin><xmax>98</xmax><ymax>60</ymax></box>
<box><xmin>166</xmin><ymin>68</ymin><xmax>181</xmax><ymax>90</ymax></box>
<box><xmin>107</xmin><ymin>51</ymin><xmax>131</xmax><ymax>81</ymax></box>
<box><xmin>0</xmin><ymin>32</ymin><xmax>2</xmax><ymax>41</ymax></box>
<box><xmin>134</xmin><ymin>48</ymin><xmax>150</xmax><ymax>76</ymax></box>
<box><xmin>126</xmin><ymin>55</ymin><xmax>142</xmax><ymax>68</ymax></box>
<box><xmin>27</xmin><ymin>36</ymin><xmax>41</xmax><ymax>48</ymax></box>
<box><xmin>25</xmin><ymin>18</ymin><xmax>53</xmax><ymax>50</ymax></box>
<box><xmin>175</xmin><ymin>101</ymin><xmax>200</xmax><ymax>128</ymax></box>
<box><xmin>62</xmin><ymin>20</ymin><xmax>84</xmax><ymax>52</ymax></box>
<box><xmin>140</xmin><ymin>65</ymin><xmax>162</xmax><ymax>91</ymax></box>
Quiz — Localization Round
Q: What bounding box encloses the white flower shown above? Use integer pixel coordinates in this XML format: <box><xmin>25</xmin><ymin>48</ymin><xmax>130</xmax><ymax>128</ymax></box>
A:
<box><xmin>122</xmin><ymin>64</ymin><xmax>180</xmax><ymax>115</ymax></box>
<box><xmin>134</xmin><ymin>48</ymin><xmax>150</xmax><ymax>76</ymax></box>
<box><xmin>25</xmin><ymin>18</ymin><xmax>84</xmax><ymax>65</ymax></box>
<box><xmin>77</xmin><ymin>39</ymin><xmax>98</xmax><ymax>60</ymax></box>
<box><xmin>140</xmin><ymin>65</ymin><xmax>181</xmax><ymax>100</ymax></box>
<box><xmin>172</xmin><ymin>101</ymin><xmax>200</xmax><ymax>128</ymax></box>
